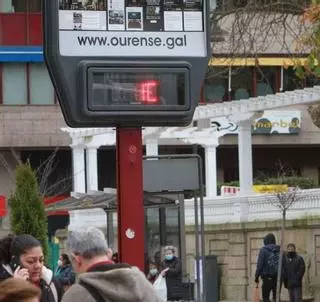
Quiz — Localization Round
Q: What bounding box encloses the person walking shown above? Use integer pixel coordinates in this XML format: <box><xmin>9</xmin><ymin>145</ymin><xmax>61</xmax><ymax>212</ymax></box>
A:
<box><xmin>283</xmin><ymin>243</ymin><xmax>306</xmax><ymax>302</ymax></box>
<box><xmin>255</xmin><ymin>233</ymin><xmax>280</xmax><ymax>302</ymax></box>
<box><xmin>160</xmin><ymin>245</ymin><xmax>182</xmax><ymax>301</ymax></box>
<box><xmin>0</xmin><ymin>234</ymin><xmax>63</xmax><ymax>302</ymax></box>
<box><xmin>0</xmin><ymin>278</ymin><xmax>41</xmax><ymax>302</ymax></box>
<box><xmin>61</xmin><ymin>227</ymin><xmax>163</xmax><ymax>302</ymax></box>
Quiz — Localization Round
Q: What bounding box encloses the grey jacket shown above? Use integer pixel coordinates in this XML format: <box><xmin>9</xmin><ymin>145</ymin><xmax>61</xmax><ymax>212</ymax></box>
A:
<box><xmin>61</xmin><ymin>265</ymin><xmax>163</xmax><ymax>302</ymax></box>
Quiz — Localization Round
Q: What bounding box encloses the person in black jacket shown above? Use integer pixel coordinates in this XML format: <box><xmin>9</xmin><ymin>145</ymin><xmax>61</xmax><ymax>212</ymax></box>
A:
<box><xmin>160</xmin><ymin>245</ymin><xmax>182</xmax><ymax>301</ymax></box>
<box><xmin>283</xmin><ymin>243</ymin><xmax>306</xmax><ymax>302</ymax></box>
<box><xmin>0</xmin><ymin>234</ymin><xmax>63</xmax><ymax>302</ymax></box>
<box><xmin>255</xmin><ymin>233</ymin><xmax>280</xmax><ymax>302</ymax></box>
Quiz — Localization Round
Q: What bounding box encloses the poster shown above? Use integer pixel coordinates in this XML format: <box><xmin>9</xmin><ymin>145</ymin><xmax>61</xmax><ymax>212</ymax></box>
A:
<box><xmin>126</xmin><ymin>7</ymin><xmax>144</xmax><ymax>31</ymax></box>
<box><xmin>59</xmin><ymin>0</ymin><xmax>107</xmax><ymax>30</ymax></box>
<box><xmin>164</xmin><ymin>11</ymin><xmax>183</xmax><ymax>31</ymax></box>
<box><xmin>163</xmin><ymin>0</ymin><xmax>182</xmax><ymax>11</ymax></box>
<box><xmin>184</xmin><ymin>11</ymin><xmax>203</xmax><ymax>31</ymax></box>
<box><xmin>108</xmin><ymin>0</ymin><xmax>125</xmax><ymax>30</ymax></box>
<box><xmin>144</xmin><ymin>0</ymin><xmax>163</xmax><ymax>31</ymax></box>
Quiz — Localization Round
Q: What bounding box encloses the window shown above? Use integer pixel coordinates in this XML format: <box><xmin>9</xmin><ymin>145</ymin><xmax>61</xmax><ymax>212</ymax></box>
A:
<box><xmin>256</xmin><ymin>67</ymin><xmax>276</xmax><ymax>96</ymax></box>
<box><xmin>204</xmin><ymin>67</ymin><xmax>229</xmax><ymax>103</ymax></box>
<box><xmin>231</xmin><ymin>67</ymin><xmax>252</xmax><ymax>100</ymax></box>
<box><xmin>0</xmin><ymin>0</ymin><xmax>42</xmax><ymax>12</ymax></box>
<box><xmin>30</xmin><ymin>64</ymin><xmax>55</xmax><ymax>105</ymax></box>
<box><xmin>3</xmin><ymin>64</ymin><xmax>27</xmax><ymax>105</ymax></box>
<box><xmin>283</xmin><ymin>67</ymin><xmax>304</xmax><ymax>91</ymax></box>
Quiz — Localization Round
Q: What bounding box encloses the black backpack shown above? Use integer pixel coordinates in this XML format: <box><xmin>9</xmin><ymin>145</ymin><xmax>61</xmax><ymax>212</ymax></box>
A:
<box><xmin>266</xmin><ymin>247</ymin><xmax>280</xmax><ymax>276</ymax></box>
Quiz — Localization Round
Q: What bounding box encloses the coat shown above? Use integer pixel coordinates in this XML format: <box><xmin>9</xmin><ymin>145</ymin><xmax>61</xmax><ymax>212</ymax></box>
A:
<box><xmin>161</xmin><ymin>257</ymin><xmax>182</xmax><ymax>300</ymax></box>
<box><xmin>61</xmin><ymin>262</ymin><xmax>163</xmax><ymax>302</ymax></box>
<box><xmin>0</xmin><ymin>263</ymin><xmax>63</xmax><ymax>302</ymax></box>
<box><xmin>283</xmin><ymin>254</ymin><xmax>306</xmax><ymax>289</ymax></box>
<box><xmin>56</xmin><ymin>264</ymin><xmax>76</xmax><ymax>287</ymax></box>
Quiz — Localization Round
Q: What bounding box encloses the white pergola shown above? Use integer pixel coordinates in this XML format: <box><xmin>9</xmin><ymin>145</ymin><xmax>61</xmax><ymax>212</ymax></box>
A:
<box><xmin>62</xmin><ymin>86</ymin><xmax>320</xmax><ymax>197</ymax></box>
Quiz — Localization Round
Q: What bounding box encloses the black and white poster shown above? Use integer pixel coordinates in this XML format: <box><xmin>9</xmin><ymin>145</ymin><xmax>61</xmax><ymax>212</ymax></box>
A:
<box><xmin>126</xmin><ymin>7</ymin><xmax>144</xmax><ymax>30</ymax></box>
<box><xmin>108</xmin><ymin>0</ymin><xmax>125</xmax><ymax>30</ymax></box>
<box><xmin>143</xmin><ymin>0</ymin><xmax>163</xmax><ymax>31</ymax></box>
<box><xmin>59</xmin><ymin>0</ymin><xmax>107</xmax><ymax>30</ymax></box>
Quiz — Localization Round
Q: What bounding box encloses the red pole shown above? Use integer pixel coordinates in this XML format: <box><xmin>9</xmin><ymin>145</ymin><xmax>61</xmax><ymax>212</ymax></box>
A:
<box><xmin>116</xmin><ymin>127</ymin><xmax>145</xmax><ymax>271</ymax></box>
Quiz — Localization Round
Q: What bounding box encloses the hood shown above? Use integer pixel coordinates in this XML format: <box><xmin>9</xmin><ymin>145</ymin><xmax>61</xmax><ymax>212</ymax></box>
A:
<box><xmin>263</xmin><ymin>244</ymin><xmax>280</xmax><ymax>251</ymax></box>
<box><xmin>79</xmin><ymin>266</ymin><xmax>161</xmax><ymax>302</ymax></box>
<box><xmin>264</xmin><ymin>233</ymin><xmax>276</xmax><ymax>245</ymax></box>
<box><xmin>1</xmin><ymin>264</ymin><xmax>53</xmax><ymax>286</ymax></box>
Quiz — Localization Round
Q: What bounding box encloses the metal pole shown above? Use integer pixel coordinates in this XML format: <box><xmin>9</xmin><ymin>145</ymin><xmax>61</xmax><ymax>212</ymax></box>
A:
<box><xmin>116</xmin><ymin>127</ymin><xmax>144</xmax><ymax>270</ymax></box>
<box><xmin>198</xmin><ymin>157</ymin><xmax>207</xmax><ymax>302</ymax></box>
<box><xmin>194</xmin><ymin>194</ymin><xmax>201</xmax><ymax>302</ymax></box>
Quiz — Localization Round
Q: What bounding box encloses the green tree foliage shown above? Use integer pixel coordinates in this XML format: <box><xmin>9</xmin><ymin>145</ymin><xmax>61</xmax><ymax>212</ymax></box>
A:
<box><xmin>9</xmin><ymin>162</ymin><xmax>49</xmax><ymax>261</ymax></box>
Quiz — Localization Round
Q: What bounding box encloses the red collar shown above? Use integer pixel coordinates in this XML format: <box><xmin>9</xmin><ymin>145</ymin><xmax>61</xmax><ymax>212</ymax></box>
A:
<box><xmin>86</xmin><ymin>260</ymin><xmax>114</xmax><ymax>272</ymax></box>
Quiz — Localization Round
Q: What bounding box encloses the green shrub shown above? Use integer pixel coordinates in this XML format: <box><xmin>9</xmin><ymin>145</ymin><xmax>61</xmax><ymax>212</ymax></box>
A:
<box><xmin>9</xmin><ymin>162</ymin><xmax>49</xmax><ymax>261</ymax></box>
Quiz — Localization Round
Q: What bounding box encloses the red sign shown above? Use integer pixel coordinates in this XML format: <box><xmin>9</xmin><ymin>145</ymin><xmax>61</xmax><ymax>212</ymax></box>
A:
<box><xmin>0</xmin><ymin>196</ymin><xmax>7</xmax><ymax>217</ymax></box>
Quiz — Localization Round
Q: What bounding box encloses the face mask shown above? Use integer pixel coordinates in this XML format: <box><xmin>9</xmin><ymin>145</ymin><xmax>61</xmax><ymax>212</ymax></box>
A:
<box><xmin>288</xmin><ymin>252</ymin><xmax>296</xmax><ymax>258</ymax></box>
<box><xmin>149</xmin><ymin>268</ymin><xmax>158</xmax><ymax>276</ymax></box>
<box><xmin>57</xmin><ymin>260</ymin><xmax>63</xmax><ymax>267</ymax></box>
<box><xmin>165</xmin><ymin>255</ymin><xmax>173</xmax><ymax>261</ymax></box>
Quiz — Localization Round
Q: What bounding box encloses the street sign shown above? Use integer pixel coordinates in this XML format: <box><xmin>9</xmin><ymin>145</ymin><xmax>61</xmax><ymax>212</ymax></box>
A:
<box><xmin>43</xmin><ymin>0</ymin><xmax>211</xmax><ymax>127</ymax></box>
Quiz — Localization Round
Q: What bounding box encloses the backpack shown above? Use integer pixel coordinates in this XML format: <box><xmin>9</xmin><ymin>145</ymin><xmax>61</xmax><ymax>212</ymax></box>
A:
<box><xmin>266</xmin><ymin>247</ymin><xmax>279</xmax><ymax>276</ymax></box>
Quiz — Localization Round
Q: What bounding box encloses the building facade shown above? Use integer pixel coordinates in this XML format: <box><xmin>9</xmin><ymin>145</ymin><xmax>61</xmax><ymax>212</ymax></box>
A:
<box><xmin>0</xmin><ymin>0</ymin><xmax>320</xmax><ymax>200</ymax></box>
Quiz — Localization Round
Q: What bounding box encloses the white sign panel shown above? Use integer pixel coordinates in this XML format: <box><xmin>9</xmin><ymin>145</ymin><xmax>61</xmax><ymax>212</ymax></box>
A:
<box><xmin>210</xmin><ymin>111</ymin><xmax>301</xmax><ymax>135</ymax></box>
<box><xmin>58</xmin><ymin>0</ymin><xmax>206</xmax><ymax>57</ymax></box>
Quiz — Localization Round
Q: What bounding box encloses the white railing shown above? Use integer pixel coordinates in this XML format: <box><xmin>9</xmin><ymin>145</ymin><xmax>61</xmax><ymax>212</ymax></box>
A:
<box><xmin>184</xmin><ymin>188</ymin><xmax>320</xmax><ymax>225</ymax></box>
<box><xmin>67</xmin><ymin>189</ymin><xmax>320</xmax><ymax>229</ymax></box>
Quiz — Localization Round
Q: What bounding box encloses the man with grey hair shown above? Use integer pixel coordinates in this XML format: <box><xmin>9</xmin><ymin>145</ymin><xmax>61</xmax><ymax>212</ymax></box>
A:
<box><xmin>62</xmin><ymin>227</ymin><xmax>162</xmax><ymax>302</ymax></box>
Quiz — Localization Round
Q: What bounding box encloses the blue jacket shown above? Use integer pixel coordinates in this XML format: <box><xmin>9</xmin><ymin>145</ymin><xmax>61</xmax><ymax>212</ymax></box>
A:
<box><xmin>255</xmin><ymin>243</ymin><xmax>280</xmax><ymax>279</ymax></box>
<box><xmin>55</xmin><ymin>264</ymin><xmax>76</xmax><ymax>286</ymax></box>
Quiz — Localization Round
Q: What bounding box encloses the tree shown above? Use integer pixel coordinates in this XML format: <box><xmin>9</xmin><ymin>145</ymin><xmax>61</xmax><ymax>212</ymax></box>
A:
<box><xmin>267</xmin><ymin>186</ymin><xmax>302</xmax><ymax>302</ymax></box>
<box><xmin>9</xmin><ymin>162</ymin><xmax>49</xmax><ymax>261</ymax></box>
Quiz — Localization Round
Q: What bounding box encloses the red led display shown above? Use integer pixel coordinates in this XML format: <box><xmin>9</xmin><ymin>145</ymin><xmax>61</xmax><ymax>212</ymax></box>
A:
<box><xmin>136</xmin><ymin>80</ymin><xmax>160</xmax><ymax>104</ymax></box>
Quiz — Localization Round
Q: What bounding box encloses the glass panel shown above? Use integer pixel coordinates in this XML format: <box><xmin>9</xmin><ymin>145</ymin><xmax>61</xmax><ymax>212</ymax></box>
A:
<box><xmin>9</xmin><ymin>0</ymin><xmax>41</xmax><ymax>12</ymax></box>
<box><xmin>12</xmin><ymin>0</ymin><xmax>28</xmax><ymax>12</ymax></box>
<box><xmin>89</xmin><ymin>69</ymin><xmax>187</xmax><ymax>110</ymax></box>
<box><xmin>231</xmin><ymin>67</ymin><xmax>252</xmax><ymax>100</ymax></box>
<box><xmin>30</xmin><ymin>64</ymin><xmax>55</xmax><ymax>105</ymax></box>
<box><xmin>3</xmin><ymin>64</ymin><xmax>27</xmax><ymax>105</ymax></box>
<box><xmin>204</xmin><ymin>67</ymin><xmax>228</xmax><ymax>103</ymax></box>
<box><xmin>0</xmin><ymin>0</ymin><xmax>15</xmax><ymax>12</ymax></box>
<box><xmin>165</xmin><ymin>207</ymin><xmax>180</xmax><ymax>252</ymax></box>
<box><xmin>256</xmin><ymin>67</ymin><xmax>276</xmax><ymax>96</ymax></box>
<box><xmin>28</xmin><ymin>0</ymin><xmax>41</xmax><ymax>12</ymax></box>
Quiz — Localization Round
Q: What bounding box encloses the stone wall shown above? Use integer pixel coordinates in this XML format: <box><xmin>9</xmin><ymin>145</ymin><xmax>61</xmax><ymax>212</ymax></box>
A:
<box><xmin>184</xmin><ymin>218</ymin><xmax>320</xmax><ymax>301</ymax></box>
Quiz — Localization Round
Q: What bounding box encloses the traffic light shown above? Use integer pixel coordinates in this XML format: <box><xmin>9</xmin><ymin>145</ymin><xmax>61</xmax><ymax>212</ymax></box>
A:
<box><xmin>43</xmin><ymin>0</ymin><xmax>211</xmax><ymax>127</ymax></box>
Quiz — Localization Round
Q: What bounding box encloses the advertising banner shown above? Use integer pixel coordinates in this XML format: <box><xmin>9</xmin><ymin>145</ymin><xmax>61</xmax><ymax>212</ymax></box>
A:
<box><xmin>58</xmin><ymin>0</ymin><xmax>207</xmax><ymax>57</ymax></box>
<box><xmin>210</xmin><ymin>111</ymin><xmax>301</xmax><ymax>135</ymax></box>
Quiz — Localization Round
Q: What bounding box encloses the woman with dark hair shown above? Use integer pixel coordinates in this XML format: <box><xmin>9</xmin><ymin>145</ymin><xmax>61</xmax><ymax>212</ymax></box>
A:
<box><xmin>0</xmin><ymin>234</ymin><xmax>63</xmax><ymax>302</ymax></box>
<box><xmin>55</xmin><ymin>253</ymin><xmax>75</xmax><ymax>291</ymax></box>
<box><xmin>0</xmin><ymin>278</ymin><xmax>41</xmax><ymax>302</ymax></box>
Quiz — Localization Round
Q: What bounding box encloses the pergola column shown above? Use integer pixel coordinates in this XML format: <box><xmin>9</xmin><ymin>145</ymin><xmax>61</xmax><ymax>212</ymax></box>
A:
<box><xmin>146</xmin><ymin>139</ymin><xmax>159</xmax><ymax>157</ymax></box>
<box><xmin>238</xmin><ymin>119</ymin><xmax>253</xmax><ymax>195</ymax></box>
<box><xmin>204</xmin><ymin>144</ymin><xmax>218</xmax><ymax>197</ymax></box>
<box><xmin>86</xmin><ymin>146</ymin><xmax>99</xmax><ymax>192</ymax></box>
<box><xmin>71</xmin><ymin>145</ymin><xmax>86</xmax><ymax>193</ymax></box>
